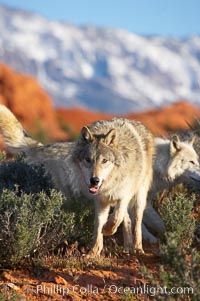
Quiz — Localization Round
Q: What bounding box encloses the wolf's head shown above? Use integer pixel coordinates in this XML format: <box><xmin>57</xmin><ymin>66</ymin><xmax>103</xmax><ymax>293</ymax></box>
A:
<box><xmin>167</xmin><ymin>135</ymin><xmax>200</xmax><ymax>182</ymax></box>
<box><xmin>76</xmin><ymin>126</ymin><xmax>118</xmax><ymax>194</ymax></box>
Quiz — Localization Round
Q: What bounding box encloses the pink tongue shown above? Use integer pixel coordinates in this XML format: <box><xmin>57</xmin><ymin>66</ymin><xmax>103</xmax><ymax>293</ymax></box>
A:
<box><xmin>89</xmin><ymin>186</ymin><xmax>98</xmax><ymax>193</ymax></box>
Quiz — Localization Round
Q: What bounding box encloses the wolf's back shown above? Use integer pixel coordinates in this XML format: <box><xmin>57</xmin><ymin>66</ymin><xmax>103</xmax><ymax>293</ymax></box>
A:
<box><xmin>0</xmin><ymin>105</ymin><xmax>42</xmax><ymax>152</ymax></box>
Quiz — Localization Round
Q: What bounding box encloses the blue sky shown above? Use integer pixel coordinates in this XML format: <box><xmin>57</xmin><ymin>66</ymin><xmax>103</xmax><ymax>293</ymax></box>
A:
<box><xmin>0</xmin><ymin>0</ymin><xmax>200</xmax><ymax>37</ymax></box>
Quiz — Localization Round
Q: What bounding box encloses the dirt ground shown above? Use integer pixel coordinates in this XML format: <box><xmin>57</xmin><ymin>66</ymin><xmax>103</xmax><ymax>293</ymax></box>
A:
<box><xmin>1</xmin><ymin>198</ymin><xmax>199</xmax><ymax>301</ymax></box>
<box><xmin>0</xmin><ymin>244</ymin><xmax>160</xmax><ymax>301</ymax></box>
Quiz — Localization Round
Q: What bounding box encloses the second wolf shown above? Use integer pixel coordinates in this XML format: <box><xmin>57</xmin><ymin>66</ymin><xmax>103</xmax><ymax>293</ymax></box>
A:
<box><xmin>122</xmin><ymin>134</ymin><xmax>200</xmax><ymax>245</ymax></box>
<box><xmin>0</xmin><ymin>105</ymin><xmax>155</xmax><ymax>255</ymax></box>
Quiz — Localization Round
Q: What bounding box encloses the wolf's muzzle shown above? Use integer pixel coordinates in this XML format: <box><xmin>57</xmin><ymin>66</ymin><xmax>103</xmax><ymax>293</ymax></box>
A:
<box><xmin>89</xmin><ymin>177</ymin><xmax>101</xmax><ymax>194</ymax></box>
<box><xmin>90</xmin><ymin>177</ymin><xmax>100</xmax><ymax>186</ymax></box>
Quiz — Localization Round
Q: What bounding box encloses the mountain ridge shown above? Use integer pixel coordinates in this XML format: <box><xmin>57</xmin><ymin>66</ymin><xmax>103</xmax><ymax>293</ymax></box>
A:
<box><xmin>0</xmin><ymin>4</ymin><xmax>200</xmax><ymax>113</ymax></box>
<box><xmin>0</xmin><ymin>62</ymin><xmax>200</xmax><ymax>144</ymax></box>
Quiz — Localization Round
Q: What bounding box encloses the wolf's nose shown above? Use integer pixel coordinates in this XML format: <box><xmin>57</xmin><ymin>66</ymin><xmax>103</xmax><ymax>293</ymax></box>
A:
<box><xmin>90</xmin><ymin>177</ymin><xmax>100</xmax><ymax>186</ymax></box>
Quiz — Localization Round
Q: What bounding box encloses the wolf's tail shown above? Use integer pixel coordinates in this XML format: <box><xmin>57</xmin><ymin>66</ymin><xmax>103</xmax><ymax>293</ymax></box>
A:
<box><xmin>0</xmin><ymin>105</ymin><xmax>42</xmax><ymax>152</ymax></box>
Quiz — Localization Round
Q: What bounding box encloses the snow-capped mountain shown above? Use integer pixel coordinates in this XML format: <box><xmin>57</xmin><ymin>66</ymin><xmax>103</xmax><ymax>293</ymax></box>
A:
<box><xmin>0</xmin><ymin>4</ymin><xmax>200</xmax><ymax>114</ymax></box>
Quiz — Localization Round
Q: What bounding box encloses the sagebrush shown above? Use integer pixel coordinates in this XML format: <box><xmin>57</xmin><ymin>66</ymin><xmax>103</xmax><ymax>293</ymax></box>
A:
<box><xmin>0</xmin><ymin>155</ymin><xmax>94</xmax><ymax>267</ymax></box>
<box><xmin>141</xmin><ymin>190</ymin><xmax>200</xmax><ymax>300</ymax></box>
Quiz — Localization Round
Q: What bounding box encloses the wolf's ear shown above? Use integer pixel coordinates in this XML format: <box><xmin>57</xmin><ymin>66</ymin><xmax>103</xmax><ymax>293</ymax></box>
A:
<box><xmin>170</xmin><ymin>135</ymin><xmax>181</xmax><ymax>155</ymax></box>
<box><xmin>189</xmin><ymin>135</ymin><xmax>196</xmax><ymax>146</ymax></box>
<box><xmin>104</xmin><ymin>129</ymin><xmax>117</xmax><ymax>146</ymax></box>
<box><xmin>80</xmin><ymin>126</ymin><xmax>93</xmax><ymax>143</ymax></box>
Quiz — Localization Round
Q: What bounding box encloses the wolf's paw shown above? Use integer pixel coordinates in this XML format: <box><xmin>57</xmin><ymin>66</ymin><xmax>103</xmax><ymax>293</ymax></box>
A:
<box><xmin>133</xmin><ymin>248</ymin><xmax>145</xmax><ymax>255</ymax></box>
<box><xmin>87</xmin><ymin>243</ymin><xmax>103</xmax><ymax>257</ymax></box>
<box><xmin>85</xmin><ymin>251</ymin><xmax>99</xmax><ymax>259</ymax></box>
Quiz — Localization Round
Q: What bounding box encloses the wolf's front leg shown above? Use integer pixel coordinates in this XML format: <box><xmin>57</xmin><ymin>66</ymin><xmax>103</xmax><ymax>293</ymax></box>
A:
<box><xmin>102</xmin><ymin>198</ymin><xmax>130</xmax><ymax>236</ymax></box>
<box><xmin>122</xmin><ymin>209</ymin><xmax>134</xmax><ymax>252</ymax></box>
<box><xmin>133</xmin><ymin>186</ymin><xmax>148</xmax><ymax>254</ymax></box>
<box><xmin>89</xmin><ymin>201</ymin><xmax>110</xmax><ymax>256</ymax></box>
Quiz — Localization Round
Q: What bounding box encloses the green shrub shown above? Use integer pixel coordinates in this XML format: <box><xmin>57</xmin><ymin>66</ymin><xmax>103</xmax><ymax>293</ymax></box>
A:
<box><xmin>63</xmin><ymin>197</ymin><xmax>94</xmax><ymax>248</ymax></box>
<box><xmin>0</xmin><ymin>155</ymin><xmax>53</xmax><ymax>194</ymax></box>
<box><xmin>156</xmin><ymin>247</ymin><xmax>200</xmax><ymax>300</ymax></box>
<box><xmin>141</xmin><ymin>191</ymin><xmax>200</xmax><ymax>300</ymax></box>
<box><xmin>159</xmin><ymin>192</ymin><xmax>196</xmax><ymax>249</ymax></box>
<box><xmin>0</xmin><ymin>289</ymin><xmax>22</xmax><ymax>301</ymax></box>
<box><xmin>0</xmin><ymin>154</ymin><xmax>94</xmax><ymax>267</ymax></box>
<box><xmin>0</xmin><ymin>188</ymin><xmax>75</xmax><ymax>267</ymax></box>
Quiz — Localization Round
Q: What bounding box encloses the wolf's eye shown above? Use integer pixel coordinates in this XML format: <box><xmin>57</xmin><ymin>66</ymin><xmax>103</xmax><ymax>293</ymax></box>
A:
<box><xmin>190</xmin><ymin>160</ymin><xmax>195</xmax><ymax>165</ymax></box>
<box><xmin>102</xmin><ymin>158</ymin><xmax>108</xmax><ymax>164</ymax></box>
<box><xmin>85</xmin><ymin>157</ymin><xmax>91</xmax><ymax>163</ymax></box>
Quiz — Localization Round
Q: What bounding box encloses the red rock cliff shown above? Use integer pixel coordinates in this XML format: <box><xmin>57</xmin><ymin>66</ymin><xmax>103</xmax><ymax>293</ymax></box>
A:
<box><xmin>0</xmin><ymin>64</ymin><xmax>67</xmax><ymax>142</ymax></box>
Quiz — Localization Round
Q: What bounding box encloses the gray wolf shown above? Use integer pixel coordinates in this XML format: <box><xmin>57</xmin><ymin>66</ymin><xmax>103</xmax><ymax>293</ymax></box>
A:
<box><xmin>142</xmin><ymin>135</ymin><xmax>200</xmax><ymax>242</ymax></box>
<box><xmin>123</xmin><ymin>134</ymin><xmax>200</xmax><ymax>245</ymax></box>
<box><xmin>0</xmin><ymin>105</ymin><xmax>155</xmax><ymax>255</ymax></box>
